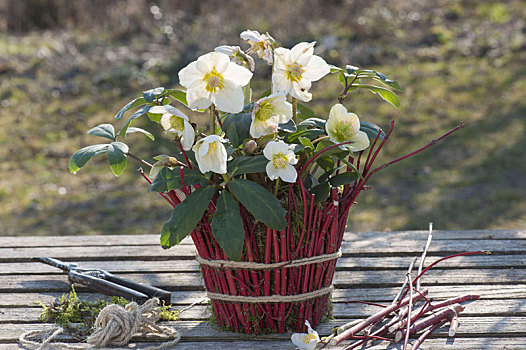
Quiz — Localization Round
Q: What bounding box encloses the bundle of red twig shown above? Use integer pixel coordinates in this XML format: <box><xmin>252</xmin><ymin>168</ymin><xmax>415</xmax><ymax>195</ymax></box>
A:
<box><xmin>323</xmin><ymin>224</ymin><xmax>489</xmax><ymax>349</ymax></box>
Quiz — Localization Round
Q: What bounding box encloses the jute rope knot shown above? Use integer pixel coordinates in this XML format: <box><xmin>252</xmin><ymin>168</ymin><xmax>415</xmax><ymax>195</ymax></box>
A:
<box><xmin>19</xmin><ymin>298</ymin><xmax>181</xmax><ymax>350</ymax></box>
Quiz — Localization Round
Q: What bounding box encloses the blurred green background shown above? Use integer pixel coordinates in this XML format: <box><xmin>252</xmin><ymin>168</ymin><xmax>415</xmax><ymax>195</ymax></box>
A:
<box><xmin>1</xmin><ymin>0</ymin><xmax>524</xmax><ymax>236</ymax></box>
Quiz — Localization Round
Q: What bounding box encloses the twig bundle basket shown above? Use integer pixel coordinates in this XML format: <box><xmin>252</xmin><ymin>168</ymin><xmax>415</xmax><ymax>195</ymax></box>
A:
<box><xmin>191</xmin><ymin>189</ymin><xmax>344</xmax><ymax>333</ymax></box>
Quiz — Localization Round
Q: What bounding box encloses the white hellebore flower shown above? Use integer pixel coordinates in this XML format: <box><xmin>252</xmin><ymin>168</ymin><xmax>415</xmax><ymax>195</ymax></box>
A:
<box><xmin>325</xmin><ymin>104</ymin><xmax>370</xmax><ymax>152</ymax></box>
<box><xmin>214</xmin><ymin>45</ymin><xmax>255</xmax><ymax>71</ymax></box>
<box><xmin>150</xmin><ymin>105</ymin><xmax>195</xmax><ymax>151</ymax></box>
<box><xmin>291</xmin><ymin>320</ymin><xmax>320</xmax><ymax>350</ymax></box>
<box><xmin>272</xmin><ymin>42</ymin><xmax>330</xmax><ymax>102</ymax></box>
<box><xmin>240</xmin><ymin>30</ymin><xmax>274</xmax><ymax>64</ymax></box>
<box><xmin>263</xmin><ymin>140</ymin><xmax>298</xmax><ymax>183</ymax></box>
<box><xmin>192</xmin><ymin>135</ymin><xmax>227</xmax><ymax>174</ymax></box>
<box><xmin>250</xmin><ymin>93</ymin><xmax>293</xmax><ymax>138</ymax></box>
<box><xmin>178</xmin><ymin>51</ymin><xmax>253</xmax><ymax>113</ymax></box>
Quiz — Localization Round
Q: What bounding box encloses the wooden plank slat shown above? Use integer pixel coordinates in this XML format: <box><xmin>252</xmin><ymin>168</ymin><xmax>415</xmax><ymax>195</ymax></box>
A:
<box><xmin>1</xmin><ymin>317</ymin><xmax>525</xmax><ymax>343</ymax></box>
<box><xmin>2</xmin><ymin>284</ymin><xmax>526</xmax><ymax>308</ymax></box>
<box><xmin>0</xmin><ymin>230</ymin><xmax>524</xmax><ymax>248</ymax></box>
<box><xmin>2</xmin><ymin>254</ymin><xmax>524</xmax><ymax>275</ymax></box>
<box><xmin>1</xmin><ymin>239</ymin><xmax>524</xmax><ymax>262</ymax></box>
<box><xmin>1</xmin><ymin>268</ymin><xmax>523</xmax><ymax>292</ymax></box>
<box><xmin>2</xmin><ymin>299</ymin><xmax>524</xmax><ymax>324</ymax></box>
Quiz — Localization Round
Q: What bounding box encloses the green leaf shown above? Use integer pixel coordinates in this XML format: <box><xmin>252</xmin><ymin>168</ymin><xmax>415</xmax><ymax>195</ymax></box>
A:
<box><xmin>354</xmin><ymin>84</ymin><xmax>400</xmax><ymax>108</ymax></box>
<box><xmin>125</xmin><ymin>127</ymin><xmax>155</xmax><ymax>140</ymax></box>
<box><xmin>278</xmin><ymin>119</ymin><xmax>297</xmax><ymax>132</ymax></box>
<box><xmin>87</xmin><ymin>124</ymin><xmax>115</xmax><ymax>141</ymax></box>
<box><xmin>148</xmin><ymin>111</ymin><xmax>163</xmax><ymax>123</ymax></box>
<box><xmin>222</xmin><ymin>112</ymin><xmax>252</xmax><ymax>147</ymax></box>
<box><xmin>309</xmin><ymin>182</ymin><xmax>330</xmax><ymax>202</ymax></box>
<box><xmin>228</xmin><ymin>155</ymin><xmax>268</xmax><ymax>177</ymax></box>
<box><xmin>298</xmin><ymin>118</ymin><xmax>326</xmax><ymax>129</ymax></box>
<box><xmin>346</xmin><ymin>65</ymin><xmax>360</xmax><ymax>74</ymax></box>
<box><xmin>160</xmin><ymin>185</ymin><xmax>216</xmax><ymax>248</ymax></box>
<box><xmin>68</xmin><ymin>144</ymin><xmax>109</xmax><ymax>173</ymax></box>
<box><xmin>114</xmin><ymin>97</ymin><xmax>147</xmax><ymax>120</ymax></box>
<box><xmin>211</xmin><ymin>191</ymin><xmax>245</xmax><ymax>260</ymax></box>
<box><xmin>107</xmin><ymin>141</ymin><xmax>129</xmax><ymax>176</ymax></box>
<box><xmin>227</xmin><ymin>179</ymin><xmax>286</xmax><ymax>230</ymax></box>
<box><xmin>298</xmin><ymin>136</ymin><xmax>315</xmax><ymax>150</ymax></box>
<box><xmin>143</xmin><ymin>87</ymin><xmax>165</xmax><ymax>103</ymax></box>
<box><xmin>149</xmin><ymin>167</ymin><xmax>209</xmax><ymax>192</ymax></box>
<box><xmin>373</xmin><ymin>77</ymin><xmax>403</xmax><ymax>92</ymax></box>
<box><xmin>119</xmin><ymin>105</ymin><xmax>152</xmax><ymax>137</ymax></box>
<box><xmin>329</xmin><ymin>172</ymin><xmax>358</xmax><ymax>186</ymax></box>
<box><xmin>329</xmin><ymin>65</ymin><xmax>343</xmax><ymax>73</ymax></box>
<box><xmin>162</xmin><ymin>89</ymin><xmax>188</xmax><ymax>106</ymax></box>
<box><xmin>285</xmin><ymin>128</ymin><xmax>325</xmax><ymax>143</ymax></box>
<box><xmin>360</xmin><ymin>121</ymin><xmax>386</xmax><ymax>140</ymax></box>
<box><xmin>297</xmin><ymin>103</ymin><xmax>316</xmax><ymax>120</ymax></box>
<box><xmin>316</xmin><ymin>157</ymin><xmax>334</xmax><ymax>171</ymax></box>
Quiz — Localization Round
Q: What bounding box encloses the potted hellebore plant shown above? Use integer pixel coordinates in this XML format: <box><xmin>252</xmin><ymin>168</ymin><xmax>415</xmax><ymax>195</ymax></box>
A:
<box><xmin>69</xmin><ymin>29</ymin><xmax>461</xmax><ymax>334</ymax></box>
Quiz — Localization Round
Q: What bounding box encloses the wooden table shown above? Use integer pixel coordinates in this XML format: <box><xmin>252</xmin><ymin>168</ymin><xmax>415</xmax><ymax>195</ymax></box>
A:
<box><xmin>1</xmin><ymin>229</ymin><xmax>525</xmax><ymax>349</ymax></box>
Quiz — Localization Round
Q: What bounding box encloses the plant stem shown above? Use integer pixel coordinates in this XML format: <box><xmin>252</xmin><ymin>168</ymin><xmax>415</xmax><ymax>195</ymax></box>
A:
<box><xmin>127</xmin><ymin>152</ymin><xmax>152</xmax><ymax>168</ymax></box>
<box><xmin>402</xmin><ymin>273</ymin><xmax>413</xmax><ymax>350</ymax></box>
<box><xmin>210</xmin><ymin>104</ymin><xmax>216</xmax><ymax>134</ymax></box>
<box><xmin>311</xmin><ymin>135</ymin><xmax>330</xmax><ymax>144</ymax></box>
<box><xmin>274</xmin><ymin>178</ymin><xmax>280</xmax><ymax>196</ymax></box>
<box><xmin>292</xmin><ymin>97</ymin><xmax>298</xmax><ymax>124</ymax></box>
<box><xmin>417</xmin><ymin>222</ymin><xmax>434</xmax><ymax>291</ymax></box>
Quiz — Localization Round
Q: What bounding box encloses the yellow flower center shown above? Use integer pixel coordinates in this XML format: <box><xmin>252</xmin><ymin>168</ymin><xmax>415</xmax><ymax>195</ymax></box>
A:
<box><xmin>272</xmin><ymin>152</ymin><xmax>288</xmax><ymax>169</ymax></box>
<box><xmin>286</xmin><ymin>63</ymin><xmax>304</xmax><ymax>83</ymax></box>
<box><xmin>332</xmin><ymin>121</ymin><xmax>354</xmax><ymax>142</ymax></box>
<box><xmin>203</xmin><ymin>68</ymin><xmax>225</xmax><ymax>93</ymax></box>
<box><xmin>302</xmin><ymin>334</ymin><xmax>317</xmax><ymax>344</ymax></box>
<box><xmin>169</xmin><ymin>115</ymin><xmax>185</xmax><ymax>131</ymax></box>
<box><xmin>206</xmin><ymin>141</ymin><xmax>217</xmax><ymax>155</ymax></box>
<box><xmin>254</xmin><ymin>101</ymin><xmax>274</xmax><ymax>121</ymax></box>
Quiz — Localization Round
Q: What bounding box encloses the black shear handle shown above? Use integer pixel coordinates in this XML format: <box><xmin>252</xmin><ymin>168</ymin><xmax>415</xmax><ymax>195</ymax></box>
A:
<box><xmin>102</xmin><ymin>271</ymin><xmax>172</xmax><ymax>305</ymax></box>
<box><xmin>68</xmin><ymin>270</ymin><xmax>150</xmax><ymax>302</ymax></box>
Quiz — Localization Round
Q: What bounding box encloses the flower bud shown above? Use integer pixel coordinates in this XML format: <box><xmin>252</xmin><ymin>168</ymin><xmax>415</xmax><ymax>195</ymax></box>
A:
<box><xmin>243</xmin><ymin>140</ymin><xmax>258</xmax><ymax>155</ymax></box>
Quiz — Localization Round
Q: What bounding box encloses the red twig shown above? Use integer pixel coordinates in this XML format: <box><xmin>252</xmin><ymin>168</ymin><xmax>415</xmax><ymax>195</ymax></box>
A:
<box><xmin>368</xmin><ymin>122</ymin><xmax>463</xmax><ymax>178</ymax></box>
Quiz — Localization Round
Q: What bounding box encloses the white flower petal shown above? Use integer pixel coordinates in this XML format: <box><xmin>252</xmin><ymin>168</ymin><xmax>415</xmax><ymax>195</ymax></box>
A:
<box><xmin>250</xmin><ymin>115</ymin><xmax>279</xmax><ymax>138</ymax></box>
<box><xmin>195</xmin><ymin>60</ymin><xmax>209</xmax><ymax>75</ymax></box>
<box><xmin>212</xmin><ymin>83</ymin><xmax>244</xmax><ymax>113</ymax></box>
<box><xmin>279</xmin><ymin>163</ymin><xmax>297</xmax><ymax>183</ymax></box>
<box><xmin>214</xmin><ymin>45</ymin><xmax>239</xmax><ymax>57</ymax></box>
<box><xmin>347</xmin><ymin>130</ymin><xmax>370</xmax><ymax>152</ymax></box>
<box><xmin>163</xmin><ymin>105</ymin><xmax>189</xmax><ymax>120</ymax></box>
<box><xmin>265</xmin><ymin>162</ymin><xmax>280</xmax><ymax>180</ymax></box>
<box><xmin>202</xmin><ymin>52</ymin><xmax>230</xmax><ymax>74</ymax></box>
<box><xmin>224</xmin><ymin>62</ymin><xmax>253</xmax><ymax>87</ymax></box>
<box><xmin>290</xmin><ymin>42</ymin><xmax>315</xmax><ymax>62</ymax></box>
<box><xmin>273</xmin><ymin>48</ymin><xmax>290</xmax><ymax>70</ymax></box>
<box><xmin>186</xmin><ymin>84</ymin><xmax>212</xmax><ymax>110</ymax></box>
<box><xmin>178</xmin><ymin>62</ymin><xmax>203</xmax><ymax>89</ymax></box>
<box><xmin>240</xmin><ymin>30</ymin><xmax>262</xmax><ymax>42</ymax></box>
<box><xmin>149</xmin><ymin>105</ymin><xmax>166</xmax><ymax>114</ymax></box>
<box><xmin>181</xmin><ymin>120</ymin><xmax>195</xmax><ymax>151</ymax></box>
<box><xmin>291</xmin><ymin>79</ymin><xmax>313</xmax><ymax>102</ymax></box>
<box><xmin>303</xmin><ymin>55</ymin><xmax>330</xmax><ymax>82</ymax></box>
<box><xmin>291</xmin><ymin>333</ymin><xmax>307</xmax><ymax>349</ymax></box>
